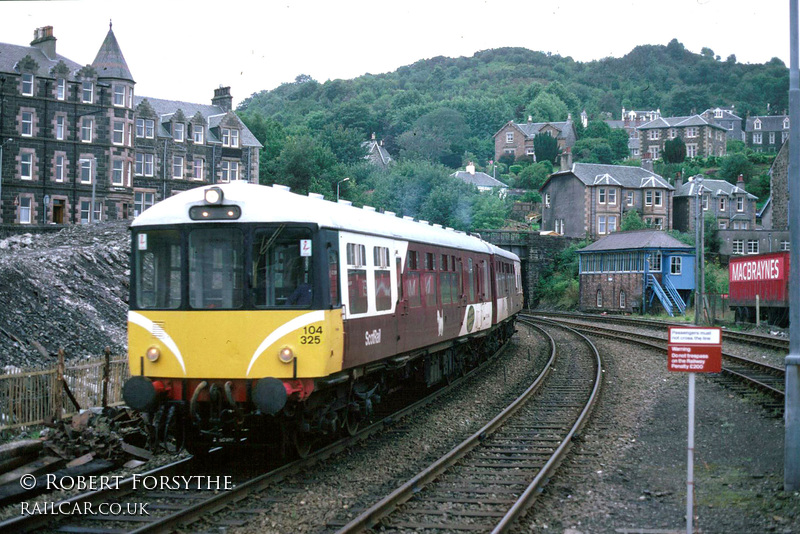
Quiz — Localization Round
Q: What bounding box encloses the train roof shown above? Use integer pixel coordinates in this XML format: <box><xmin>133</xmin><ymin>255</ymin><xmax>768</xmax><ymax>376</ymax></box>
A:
<box><xmin>132</xmin><ymin>182</ymin><xmax>520</xmax><ymax>262</ymax></box>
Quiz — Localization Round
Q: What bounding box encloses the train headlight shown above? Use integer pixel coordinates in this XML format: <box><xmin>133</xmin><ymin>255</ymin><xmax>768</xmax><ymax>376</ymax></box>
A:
<box><xmin>146</xmin><ymin>346</ymin><xmax>161</xmax><ymax>362</ymax></box>
<box><xmin>204</xmin><ymin>186</ymin><xmax>224</xmax><ymax>205</ymax></box>
<box><xmin>278</xmin><ymin>347</ymin><xmax>294</xmax><ymax>363</ymax></box>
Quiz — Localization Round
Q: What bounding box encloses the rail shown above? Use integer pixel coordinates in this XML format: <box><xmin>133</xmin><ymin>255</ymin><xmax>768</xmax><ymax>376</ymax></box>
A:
<box><xmin>335</xmin><ymin>318</ymin><xmax>602</xmax><ymax>533</ymax></box>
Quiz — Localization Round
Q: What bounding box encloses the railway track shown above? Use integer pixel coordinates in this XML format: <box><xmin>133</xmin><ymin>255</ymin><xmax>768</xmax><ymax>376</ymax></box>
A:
<box><xmin>531</xmin><ymin>310</ymin><xmax>790</xmax><ymax>352</ymax></box>
<box><xmin>1</xmin><ymin>338</ymin><xmax>517</xmax><ymax>533</ymax></box>
<box><xmin>528</xmin><ymin>312</ymin><xmax>785</xmax><ymax>413</ymax></box>
<box><xmin>331</xmin><ymin>318</ymin><xmax>602</xmax><ymax>533</ymax></box>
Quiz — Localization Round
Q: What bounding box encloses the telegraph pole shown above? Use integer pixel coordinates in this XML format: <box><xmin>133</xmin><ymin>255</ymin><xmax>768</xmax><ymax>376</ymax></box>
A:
<box><xmin>785</xmin><ymin>0</ymin><xmax>800</xmax><ymax>491</ymax></box>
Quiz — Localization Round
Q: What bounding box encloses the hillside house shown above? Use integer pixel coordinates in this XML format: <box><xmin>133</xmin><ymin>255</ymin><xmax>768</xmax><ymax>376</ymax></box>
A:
<box><xmin>702</xmin><ymin>106</ymin><xmax>744</xmax><ymax>141</ymax></box>
<box><xmin>744</xmin><ymin>115</ymin><xmax>789</xmax><ymax>153</ymax></box>
<box><xmin>493</xmin><ymin>116</ymin><xmax>577</xmax><ymax>163</ymax></box>
<box><xmin>637</xmin><ymin>114</ymin><xmax>727</xmax><ymax>159</ymax></box>
<box><xmin>451</xmin><ymin>163</ymin><xmax>507</xmax><ymax>195</ymax></box>
<box><xmin>540</xmin><ymin>163</ymin><xmax>674</xmax><ymax>239</ymax></box>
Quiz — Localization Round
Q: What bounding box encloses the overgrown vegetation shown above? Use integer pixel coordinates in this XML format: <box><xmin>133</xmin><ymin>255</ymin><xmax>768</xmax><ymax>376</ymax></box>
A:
<box><xmin>534</xmin><ymin>239</ymin><xmax>591</xmax><ymax>309</ymax></box>
<box><xmin>234</xmin><ymin>40</ymin><xmax>786</xmax><ymax>229</ymax></box>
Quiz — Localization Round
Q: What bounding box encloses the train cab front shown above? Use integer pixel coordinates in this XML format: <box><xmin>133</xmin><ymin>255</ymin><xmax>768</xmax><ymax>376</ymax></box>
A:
<box><xmin>124</xmin><ymin>186</ymin><xmax>345</xmax><ymax>453</ymax></box>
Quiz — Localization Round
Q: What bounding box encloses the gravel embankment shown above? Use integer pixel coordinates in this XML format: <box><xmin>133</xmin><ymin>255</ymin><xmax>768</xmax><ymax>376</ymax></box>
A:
<box><xmin>218</xmin><ymin>327</ymin><xmax>550</xmax><ymax>533</ymax></box>
<box><xmin>227</xmin><ymin>322</ymin><xmax>799</xmax><ymax>534</ymax></box>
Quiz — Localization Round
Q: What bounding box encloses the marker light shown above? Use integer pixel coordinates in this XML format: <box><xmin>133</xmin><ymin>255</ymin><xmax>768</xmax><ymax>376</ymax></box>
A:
<box><xmin>278</xmin><ymin>347</ymin><xmax>294</xmax><ymax>363</ymax></box>
<box><xmin>146</xmin><ymin>346</ymin><xmax>161</xmax><ymax>362</ymax></box>
<box><xmin>204</xmin><ymin>186</ymin><xmax>223</xmax><ymax>205</ymax></box>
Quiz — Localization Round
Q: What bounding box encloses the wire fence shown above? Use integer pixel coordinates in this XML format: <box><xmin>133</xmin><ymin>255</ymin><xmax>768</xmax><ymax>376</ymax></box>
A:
<box><xmin>0</xmin><ymin>349</ymin><xmax>129</xmax><ymax>431</ymax></box>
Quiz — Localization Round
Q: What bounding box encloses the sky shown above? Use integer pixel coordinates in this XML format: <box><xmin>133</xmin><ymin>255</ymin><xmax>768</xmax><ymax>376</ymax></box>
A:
<box><xmin>0</xmin><ymin>0</ymin><xmax>792</xmax><ymax>108</ymax></box>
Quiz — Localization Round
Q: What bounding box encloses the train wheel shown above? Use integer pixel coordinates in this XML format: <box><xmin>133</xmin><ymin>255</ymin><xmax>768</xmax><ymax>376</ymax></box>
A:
<box><xmin>344</xmin><ymin>404</ymin><xmax>359</xmax><ymax>437</ymax></box>
<box><xmin>292</xmin><ymin>429</ymin><xmax>311</xmax><ymax>459</ymax></box>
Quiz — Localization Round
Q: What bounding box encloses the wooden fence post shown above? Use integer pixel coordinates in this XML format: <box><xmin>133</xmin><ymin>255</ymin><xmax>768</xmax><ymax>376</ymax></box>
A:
<box><xmin>54</xmin><ymin>349</ymin><xmax>64</xmax><ymax>421</ymax></box>
<box><xmin>102</xmin><ymin>347</ymin><xmax>110</xmax><ymax>408</ymax></box>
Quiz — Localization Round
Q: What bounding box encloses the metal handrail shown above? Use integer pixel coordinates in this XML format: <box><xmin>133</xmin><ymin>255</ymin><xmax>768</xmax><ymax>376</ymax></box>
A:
<box><xmin>647</xmin><ymin>273</ymin><xmax>675</xmax><ymax>316</ymax></box>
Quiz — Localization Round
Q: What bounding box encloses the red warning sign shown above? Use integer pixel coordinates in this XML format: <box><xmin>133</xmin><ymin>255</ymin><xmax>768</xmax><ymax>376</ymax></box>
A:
<box><xmin>667</xmin><ymin>327</ymin><xmax>722</xmax><ymax>373</ymax></box>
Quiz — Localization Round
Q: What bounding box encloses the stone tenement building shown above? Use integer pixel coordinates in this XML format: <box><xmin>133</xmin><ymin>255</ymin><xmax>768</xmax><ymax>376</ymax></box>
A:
<box><xmin>540</xmin><ymin>162</ymin><xmax>674</xmax><ymax>239</ymax></box>
<box><xmin>637</xmin><ymin>114</ymin><xmax>727</xmax><ymax>159</ymax></box>
<box><xmin>0</xmin><ymin>25</ymin><xmax>260</xmax><ymax>226</ymax></box>
<box><xmin>493</xmin><ymin>116</ymin><xmax>577</xmax><ymax>162</ymax></box>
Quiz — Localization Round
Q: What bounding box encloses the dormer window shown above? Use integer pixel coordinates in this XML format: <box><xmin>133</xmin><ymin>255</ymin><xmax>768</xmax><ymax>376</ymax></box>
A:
<box><xmin>173</xmin><ymin>123</ymin><xmax>184</xmax><ymax>142</ymax></box>
<box><xmin>21</xmin><ymin>73</ymin><xmax>34</xmax><ymax>96</ymax></box>
<box><xmin>754</xmin><ymin>119</ymin><xmax>762</xmax><ymax>130</ymax></box>
<box><xmin>222</xmin><ymin>128</ymin><xmax>239</xmax><ymax>148</ymax></box>
<box><xmin>784</xmin><ymin>118</ymin><xmax>790</xmax><ymax>129</ymax></box>
<box><xmin>193</xmin><ymin>125</ymin><xmax>204</xmax><ymax>144</ymax></box>
<box><xmin>81</xmin><ymin>81</ymin><xmax>94</xmax><ymax>103</ymax></box>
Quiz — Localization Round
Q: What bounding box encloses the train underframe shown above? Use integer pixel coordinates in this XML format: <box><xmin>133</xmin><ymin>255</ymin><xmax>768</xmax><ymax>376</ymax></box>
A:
<box><xmin>733</xmin><ymin>305</ymin><xmax>789</xmax><ymax>327</ymax></box>
<box><xmin>145</xmin><ymin>320</ymin><xmax>516</xmax><ymax>458</ymax></box>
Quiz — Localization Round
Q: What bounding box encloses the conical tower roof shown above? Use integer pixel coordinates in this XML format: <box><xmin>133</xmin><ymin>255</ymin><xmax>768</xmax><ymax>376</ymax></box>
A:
<box><xmin>91</xmin><ymin>22</ymin><xmax>134</xmax><ymax>82</ymax></box>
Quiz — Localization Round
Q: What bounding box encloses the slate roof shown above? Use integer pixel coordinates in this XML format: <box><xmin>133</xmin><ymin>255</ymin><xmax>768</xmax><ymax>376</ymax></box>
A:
<box><xmin>91</xmin><ymin>27</ymin><xmax>134</xmax><ymax>81</ymax></box>
<box><xmin>745</xmin><ymin>115</ymin><xmax>790</xmax><ymax>132</ymax></box>
<box><xmin>703</xmin><ymin>107</ymin><xmax>742</xmax><ymax>120</ymax></box>
<box><xmin>361</xmin><ymin>139</ymin><xmax>393</xmax><ymax>165</ymax></box>
<box><xmin>133</xmin><ymin>95</ymin><xmax>261</xmax><ymax>147</ymax></box>
<box><xmin>545</xmin><ymin>163</ymin><xmax>672</xmax><ymax>190</ymax></box>
<box><xmin>495</xmin><ymin>119</ymin><xmax>577</xmax><ymax>146</ymax></box>
<box><xmin>675</xmin><ymin>176</ymin><xmax>757</xmax><ymax>199</ymax></box>
<box><xmin>0</xmin><ymin>42</ymin><xmax>83</xmax><ymax>79</ymax></box>
<box><xmin>757</xmin><ymin>196</ymin><xmax>772</xmax><ymax>218</ymax></box>
<box><xmin>638</xmin><ymin>114</ymin><xmax>726</xmax><ymax>131</ymax></box>
<box><xmin>451</xmin><ymin>170</ymin><xmax>508</xmax><ymax>189</ymax></box>
<box><xmin>578</xmin><ymin>230</ymin><xmax>694</xmax><ymax>253</ymax></box>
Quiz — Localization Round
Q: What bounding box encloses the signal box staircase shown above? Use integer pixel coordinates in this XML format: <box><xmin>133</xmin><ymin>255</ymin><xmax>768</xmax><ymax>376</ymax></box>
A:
<box><xmin>646</xmin><ymin>274</ymin><xmax>686</xmax><ymax>317</ymax></box>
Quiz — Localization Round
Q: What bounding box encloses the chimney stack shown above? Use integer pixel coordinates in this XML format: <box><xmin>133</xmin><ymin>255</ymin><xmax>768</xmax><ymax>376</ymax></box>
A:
<box><xmin>466</xmin><ymin>162</ymin><xmax>476</xmax><ymax>175</ymax></box>
<box><xmin>212</xmin><ymin>86</ymin><xmax>233</xmax><ymax>112</ymax></box>
<box><xmin>559</xmin><ymin>147</ymin><xmax>573</xmax><ymax>172</ymax></box>
<box><xmin>675</xmin><ymin>172</ymin><xmax>683</xmax><ymax>191</ymax></box>
<box><xmin>31</xmin><ymin>26</ymin><xmax>56</xmax><ymax>60</ymax></box>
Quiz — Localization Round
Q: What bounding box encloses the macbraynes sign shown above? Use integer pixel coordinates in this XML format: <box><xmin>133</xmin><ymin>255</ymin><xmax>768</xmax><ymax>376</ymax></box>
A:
<box><xmin>667</xmin><ymin>327</ymin><xmax>722</xmax><ymax>373</ymax></box>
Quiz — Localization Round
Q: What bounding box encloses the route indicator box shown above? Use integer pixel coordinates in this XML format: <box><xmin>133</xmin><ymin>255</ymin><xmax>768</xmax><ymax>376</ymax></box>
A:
<box><xmin>667</xmin><ymin>327</ymin><xmax>722</xmax><ymax>373</ymax></box>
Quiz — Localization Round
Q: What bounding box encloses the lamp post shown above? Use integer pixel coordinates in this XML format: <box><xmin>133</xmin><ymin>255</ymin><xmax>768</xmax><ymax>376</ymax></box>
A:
<box><xmin>785</xmin><ymin>0</ymin><xmax>800</xmax><ymax>491</ymax></box>
<box><xmin>694</xmin><ymin>175</ymin><xmax>705</xmax><ymax>326</ymax></box>
<box><xmin>0</xmin><ymin>138</ymin><xmax>13</xmax><ymax>224</ymax></box>
<box><xmin>337</xmin><ymin>177</ymin><xmax>350</xmax><ymax>201</ymax></box>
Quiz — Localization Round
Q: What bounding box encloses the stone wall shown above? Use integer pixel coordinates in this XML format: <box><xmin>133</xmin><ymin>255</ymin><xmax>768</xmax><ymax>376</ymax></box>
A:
<box><xmin>771</xmin><ymin>141</ymin><xmax>789</xmax><ymax>231</ymax></box>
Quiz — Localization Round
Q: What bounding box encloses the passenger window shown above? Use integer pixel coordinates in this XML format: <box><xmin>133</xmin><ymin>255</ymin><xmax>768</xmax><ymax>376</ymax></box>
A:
<box><xmin>405</xmin><ymin>272</ymin><xmax>421</xmax><ymax>308</ymax></box>
<box><xmin>347</xmin><ymin>243</ymin><xmax>367</xmax><ymax>314</ymax></box>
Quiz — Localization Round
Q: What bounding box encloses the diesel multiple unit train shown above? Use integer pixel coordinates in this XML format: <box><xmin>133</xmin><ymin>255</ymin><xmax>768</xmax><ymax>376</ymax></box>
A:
<box><xmin>123</xmin><ymin>182</ymin><xmax>523</xmax><ymax>455</ymax></box>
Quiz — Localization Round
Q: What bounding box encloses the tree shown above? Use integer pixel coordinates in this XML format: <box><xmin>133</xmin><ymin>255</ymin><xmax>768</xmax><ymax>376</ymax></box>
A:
<box><xmin>703</xmin><ymin>212</ymin><xmax>722</xmax><ymax>254</ymax></box>
<box><xmin>621</xmin><ymin>210</ymin><xmax>647</xmax><ymax>231</ymax></box>
<box><xmin>471</xmin><ymin>193</ymin><xmax>508</xmax><ymax>230</ymax></box>
<box><xmin>663</xmin><ymin>137</ymin><xmax>687</xmax><ymax>163</ymax></box>
<box><xmin>526</xmin><ymin>92</ymin><xmax>569</xmax><ymax>122</ymax></box>
<box><xmin>718</xmin><ymin>153</ymin><xmax>754</xmax><ymax>183</ymax></box>
<box><xmin>518</xmin><ymin>161</ymin><xmax>553</xmax><ymax>190</ymax></box>
<box><xmin>533</xmin><ymin>133</ymin><xmax>559</xmax><ymax>164</ymax></box>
